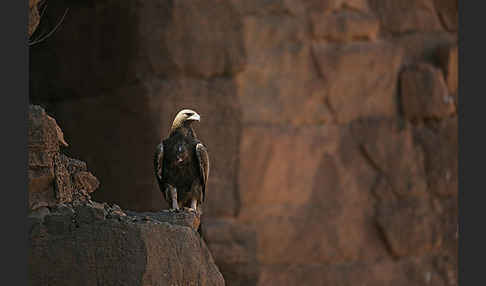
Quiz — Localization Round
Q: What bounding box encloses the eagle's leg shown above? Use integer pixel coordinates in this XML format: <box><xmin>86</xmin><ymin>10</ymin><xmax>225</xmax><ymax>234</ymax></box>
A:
<box><xmin>187</xmin><ymin>181</ymin><xmax>201</xmax><ymax>213</ymax></box>
<box><xmin>168</xmin><ymin>185</ymin><xmax>179</xmax><ymax>211</ymax></box>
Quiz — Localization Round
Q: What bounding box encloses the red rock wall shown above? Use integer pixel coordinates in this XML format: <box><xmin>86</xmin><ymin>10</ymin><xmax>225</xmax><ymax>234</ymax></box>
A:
<box><xmin>30</xmin><ymin>0</ymin><xmax>458</xmax><ymax>285</ymax></box>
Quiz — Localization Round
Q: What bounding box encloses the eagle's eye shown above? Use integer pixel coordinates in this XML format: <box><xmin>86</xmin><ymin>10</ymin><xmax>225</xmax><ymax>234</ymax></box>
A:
<box><xmin>185</xmin><ymin>113</ymin><xmax>193</xmax><ymax>117</ymax></box>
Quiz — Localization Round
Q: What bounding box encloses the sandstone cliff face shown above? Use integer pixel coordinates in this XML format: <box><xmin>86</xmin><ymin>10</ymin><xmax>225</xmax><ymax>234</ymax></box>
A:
<box><xmin>30</xmin><ymin>0</ymin><xmax>458</xmax><ymax>285</ymax></box>
<box><xmin>28</xmin><ymin>105</ymin><xmax>224</xmax><ymax>286</ymax></box>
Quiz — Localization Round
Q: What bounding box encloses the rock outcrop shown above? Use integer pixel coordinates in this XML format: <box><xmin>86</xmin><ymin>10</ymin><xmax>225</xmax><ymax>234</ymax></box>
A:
<box><xmin>28</xmin><ymin>105</ymin><xmax>99</xmax><ymax>210</ymax></box>
<box><xmin>28</xmin><ymin>105</ymin><xmax>224</xmax><ymax>286</ymax></box>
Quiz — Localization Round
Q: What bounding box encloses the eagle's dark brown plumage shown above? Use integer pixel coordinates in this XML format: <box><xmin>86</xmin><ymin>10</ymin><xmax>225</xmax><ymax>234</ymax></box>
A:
<box><xmin>154</xmin><ymin>109</ymin><xmax>209</xmax><ymax>213</ymax></box>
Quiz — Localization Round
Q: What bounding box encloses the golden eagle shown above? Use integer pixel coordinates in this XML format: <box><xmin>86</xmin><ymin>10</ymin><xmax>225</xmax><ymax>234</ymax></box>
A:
<box><xmin>154</xmin><ymin>109</ymin><xmax>209</xmax><ymax>212</ymax></box>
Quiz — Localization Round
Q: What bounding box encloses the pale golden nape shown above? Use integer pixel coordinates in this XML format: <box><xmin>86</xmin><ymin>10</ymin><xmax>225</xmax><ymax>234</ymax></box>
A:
<box><xmin>170</xmin><ymin>109</ymin><xmax>200</xmax><ymax>133</ymax></box>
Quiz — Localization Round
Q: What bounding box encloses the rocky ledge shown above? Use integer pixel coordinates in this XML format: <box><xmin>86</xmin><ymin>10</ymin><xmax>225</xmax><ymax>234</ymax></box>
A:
<box><xmin>29</xmin><ymin>201</ymin><xmax>222</xmax><ymax>286</ymax></box>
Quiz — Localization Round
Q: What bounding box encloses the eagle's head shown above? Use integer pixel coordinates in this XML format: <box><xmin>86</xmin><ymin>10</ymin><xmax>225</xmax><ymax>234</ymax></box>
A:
<box><xmin>170</xmin><ymin>109</ymin><xmax>201</xmax><ymax>132</ymax></box>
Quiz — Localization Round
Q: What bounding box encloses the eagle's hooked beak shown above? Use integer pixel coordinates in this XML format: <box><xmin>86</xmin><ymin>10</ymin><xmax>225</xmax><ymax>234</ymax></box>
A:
<box><xmin>188</xmin><ymin>113</ymin><xmax>200</xmax><ymax>122</ymax></box>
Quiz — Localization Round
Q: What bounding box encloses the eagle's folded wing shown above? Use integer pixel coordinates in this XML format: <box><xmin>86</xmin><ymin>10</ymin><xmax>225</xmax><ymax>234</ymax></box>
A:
<box><xmin>195</xmin><ymin>143</ymin><xmax>209</xmax><ymax>202</ymax></box>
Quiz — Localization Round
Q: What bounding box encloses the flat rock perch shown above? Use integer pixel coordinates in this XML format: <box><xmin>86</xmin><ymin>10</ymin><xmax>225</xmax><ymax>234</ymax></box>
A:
<box><xmin>125</xmin><ymin>209</ymin><xmax>202</xmax><ymax>231</ymax></box>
